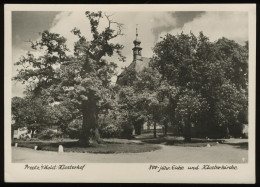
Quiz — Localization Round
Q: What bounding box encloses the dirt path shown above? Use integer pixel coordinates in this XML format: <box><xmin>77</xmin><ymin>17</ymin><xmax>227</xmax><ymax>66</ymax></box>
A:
<box><xmin>12</xmin><ymin>143</ymin><xmax>248</xmax><ymax>163</ymax></box>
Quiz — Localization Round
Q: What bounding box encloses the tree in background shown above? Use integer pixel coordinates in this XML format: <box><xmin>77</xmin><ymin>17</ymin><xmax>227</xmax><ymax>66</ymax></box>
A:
<box><xmin>175</xmin><ymin>89</ymin><xmax>209</xmax><ymax>141</ymax></box>
<box><xmin>116</xmin><ymin>67</ymin><xmax>178</xmax><ymax>138</ymax></box>
<box><xmin>152</xmin><ymin>32</ymin><xmax>248</xmax><ymax>139</ymax></box>
<box><xmin>14</xmin><ymin>30</ymin><xmax>69</xmax><ymax>98</ymax></box>
<box><xmin>116</xmin><ymin>85</ymin><xmax>146</xmax><ymax>137</ymax></box>
<box><xmin>11</xmin><ymin>96</ymin><xmax>47</xmax><ymax>138</ymax></box>
<box><xmin>133</xmin><ymin>67</ymin><xmax>170</xmax><ymax>138</ymax></box>
<box><xmin>13</xmin><ymin>29</ymin><xmax>71</xmax><ymax>140</ymax></box>
<box><xmin>44</xmin><ymin>100</ymin><xmax>78</xmax><ymax>137</ymax></box>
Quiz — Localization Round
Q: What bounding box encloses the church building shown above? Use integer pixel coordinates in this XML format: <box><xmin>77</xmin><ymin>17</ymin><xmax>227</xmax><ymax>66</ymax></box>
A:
<box><xmin>116</xmin><ymin>27</ymin><xmax>151</xmax><ymax>86</ymax></box>
<box><xmin>116</xmin><ymin>27</ymin><xmax>164</xmax><ymax>135</ymax></box>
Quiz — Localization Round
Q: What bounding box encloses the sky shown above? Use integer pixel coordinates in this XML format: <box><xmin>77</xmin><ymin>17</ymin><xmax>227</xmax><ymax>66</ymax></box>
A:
<box><xmin>12</xmin><ymin>11</ymin><xmax>248</xmax><ymax>97</ymax></box>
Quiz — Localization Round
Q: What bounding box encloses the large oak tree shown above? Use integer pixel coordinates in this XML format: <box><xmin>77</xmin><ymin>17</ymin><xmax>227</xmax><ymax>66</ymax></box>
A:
<box><xmin>14</xmin><ymin>11</ymin><xmax>125</xmax><ymax>146</ymax></box>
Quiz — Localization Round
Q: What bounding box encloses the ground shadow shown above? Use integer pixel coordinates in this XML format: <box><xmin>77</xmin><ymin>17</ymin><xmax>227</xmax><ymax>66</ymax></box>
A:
<box><xmin>224</xmin><ymin>142</ymin><xmax>248</xmax><ymax>150</ymax></box>
<box><xmin>138</xmin><ymin>135</ymin><xmax>221</xmax><ymax>147</ymax></box>
<box><xmin>11</xmin><ymin>140</ymin><xmax>161</xmax><ymax>154</ymax></box>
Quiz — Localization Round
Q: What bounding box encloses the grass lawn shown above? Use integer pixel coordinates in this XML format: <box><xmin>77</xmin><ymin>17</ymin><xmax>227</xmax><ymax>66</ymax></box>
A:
<box><xmin>12</xmin><ymin>140</ymin><xmax>161</xmax><ymax>154</ymax></box>
<box><xmin>12</xmin><ymin>133</ymin><xmax>248</xmax><ymax>154</ymax></box>
<box><xmin>136</xmin><ymin>133</ymin><xmax>230</xmax><ymax>147</ymax></box>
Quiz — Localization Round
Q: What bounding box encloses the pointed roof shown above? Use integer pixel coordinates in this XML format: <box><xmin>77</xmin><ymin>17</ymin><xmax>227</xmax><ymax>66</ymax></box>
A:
<box><xmin>116</xmin><ymin>57</ymin><xmax>151</xmax><ymax>85</ymax></box>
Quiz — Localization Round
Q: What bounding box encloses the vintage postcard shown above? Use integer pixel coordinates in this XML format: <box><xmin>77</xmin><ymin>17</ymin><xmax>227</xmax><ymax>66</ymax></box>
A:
<box><xmin>4</xmin><ymin>4</ymin><xmax>256</xmax><ymax>183</ymax></box>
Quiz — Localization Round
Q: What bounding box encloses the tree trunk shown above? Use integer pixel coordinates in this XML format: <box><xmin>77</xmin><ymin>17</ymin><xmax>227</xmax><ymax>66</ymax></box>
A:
<box><xmin>79</xmin><ymin>93</ymin><xmax>100</xmax><ymax>146</ymax></box>
<box><xmin>153</xmin><ymin>122</ymin><xmax>157</xmax><ymax>138</ymax></box>
<box><xmin>135</xmin><ymin>121</ymin><xmax>142</xmax><ymax>135</ymax></box>
<box><xmin>164</xmin><ymin>125</ymin><xmax>168</xmax><ymax>136</ymax></box>
<box><xmin>31</xmin><ymin>128</ymin><xmax>35</xmax><ymax>138</ymax></box>
<box><xmin>184</xmin><ymin>120</ymin><xmax>192</xmax><ymax>142</ymax></box>
<box><xmin>225</xmin><ymin>125</ymin><xmax>230</xmax><ymax>138</ymax></box>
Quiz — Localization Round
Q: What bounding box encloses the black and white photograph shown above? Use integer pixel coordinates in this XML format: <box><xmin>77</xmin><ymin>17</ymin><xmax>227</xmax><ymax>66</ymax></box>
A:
<box><xmin>4</xmin><ymin>4</ymin><xmax>256</xmax><ymax>183</ymax></box>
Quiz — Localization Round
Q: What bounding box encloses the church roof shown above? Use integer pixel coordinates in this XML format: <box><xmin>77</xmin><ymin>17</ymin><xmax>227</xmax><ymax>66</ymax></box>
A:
<box><xmin>117</xmin><ymin>57</ymin><xmax>151</xmax><ymax>78</ymax></box>
<box><xmin>134</xmin><ymin>57</ymin><xmax>151</xmax><ymax>72</ymax></box>
<box><xmin>116</xmin><ymin>57</ymin><xmax>151</xmax><ymax>85</ymax></box>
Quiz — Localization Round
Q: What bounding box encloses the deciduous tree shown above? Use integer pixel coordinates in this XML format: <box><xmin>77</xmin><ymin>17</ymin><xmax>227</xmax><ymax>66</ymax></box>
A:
<box><xmin>14</xmin><ymin>12</ymin><xmax>125</xmax><ymax>146</ymax></box>
<box><xmin>152</xmin><ymin>32</ymin><xmax>248</xmax><ymax>139</ymax></box>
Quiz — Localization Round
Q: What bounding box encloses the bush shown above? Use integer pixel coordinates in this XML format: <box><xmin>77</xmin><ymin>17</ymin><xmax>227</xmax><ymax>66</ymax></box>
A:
<box><xmin>99</xmin><ymin>123</ymin><xmax>122</xmax><ymax>138</ymax></box>
<box><xmin>20</xmin><ymin>133</ymin><xmax>31</xmax><ymax>141</ymax></box>
<box><xmin>98</xmin><ymin>111</ymin><xmax>136</xmax><ymax>139</ymax></box>
<box><xmin>229</xmin><ymin>123</ymin><xmax>244</xmax><ymax>138</ymax></box>
<box><xmin>67</xmin><ymin>118</ymin><xmax>82</xmax><ymax>139</ymax></box>
<box><xmin>67</xmin><ymin>128</ymin><xmax>80</xmax><ymax>139</ymax></box>
<box><xmin>36</xmin><ymin>129</ymin><xmax>58</xmax><ymax>140</ymax></box>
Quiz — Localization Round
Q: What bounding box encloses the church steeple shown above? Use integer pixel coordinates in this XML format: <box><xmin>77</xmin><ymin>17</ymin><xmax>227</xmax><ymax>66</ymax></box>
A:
<box><xmin>132</xmin><ymin>25</ymin><xmax>142</xmax><ymax>61</ymax></box>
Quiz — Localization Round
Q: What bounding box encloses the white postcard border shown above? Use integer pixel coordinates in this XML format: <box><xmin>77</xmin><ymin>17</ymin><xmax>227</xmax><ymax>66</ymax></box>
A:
<box><xmin>4</xmin><ymin>4</ymin><xmax>256</xmax><ymax>183</ymax></box>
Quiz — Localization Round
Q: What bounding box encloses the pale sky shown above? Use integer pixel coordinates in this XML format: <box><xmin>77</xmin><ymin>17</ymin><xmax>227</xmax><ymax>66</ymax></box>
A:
<box><xmin>12</xmin><ymin>11</ymin><xmax>248</xmax><ymax>97</ymax></box>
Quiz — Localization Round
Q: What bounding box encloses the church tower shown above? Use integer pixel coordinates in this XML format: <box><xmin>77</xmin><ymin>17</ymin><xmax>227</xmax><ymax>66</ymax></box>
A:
<box><xmin>116</xmin><ymin>25</ymin><xmax>150</xmax><ymax>86</ymax></box>
<box><xmin>132</xmin><ymin>25</ymin><xmax>142</xmax><ymax>61</ymax></box>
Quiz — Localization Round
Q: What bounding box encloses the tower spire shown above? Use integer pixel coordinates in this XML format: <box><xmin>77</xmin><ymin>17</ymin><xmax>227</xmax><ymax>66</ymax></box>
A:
<box><xmin>132</xmin><ymin>24</ymin><xmax>142</xmax><ymax>61</ymax></box>
<box><xmin>136</xmin><ymin>24</ymin><xmax>138</xmax><ymax>40</ymax></box>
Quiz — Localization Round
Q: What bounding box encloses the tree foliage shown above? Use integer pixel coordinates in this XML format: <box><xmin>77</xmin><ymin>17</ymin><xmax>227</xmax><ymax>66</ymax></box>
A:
<box><xmin>13</xmin><ymin>14</ymin><xmax>248</xmax><ymax>142</ymax></box>
<box><xmin>12</xmin><ymin>96</ymin><xmax>48</xmax><ymax>138</ymax></box>
<box><xmin>13</xmin><ymin>11</ymin><xmax>125</xmax><ymax>145</ymax></box>
<box><xmin>152</xmin><ymin>32</ymin><xmax>248</xmax><ymax>139</ymax></box>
